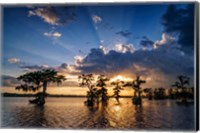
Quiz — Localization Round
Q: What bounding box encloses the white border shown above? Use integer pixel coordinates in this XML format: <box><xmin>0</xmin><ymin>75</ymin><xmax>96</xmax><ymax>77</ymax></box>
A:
<box><xmin>0</xmin><ymin>0</ymin><xmax>199</xmax><ymax>133</ymax></box>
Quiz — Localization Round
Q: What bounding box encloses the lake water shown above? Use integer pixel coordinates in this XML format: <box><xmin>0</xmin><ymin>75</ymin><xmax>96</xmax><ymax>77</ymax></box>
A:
<box><xmin>1</xmin><ymin>97</ymin><xmax>195</xmax><ymax>130</ymax></box>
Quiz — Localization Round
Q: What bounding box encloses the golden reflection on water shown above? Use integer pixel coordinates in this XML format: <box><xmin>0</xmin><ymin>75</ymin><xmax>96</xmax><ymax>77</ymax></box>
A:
<box><xmin>113</xmin><ymin>105</ymin><xmax>121</xmax><ymax>112</ymax></box>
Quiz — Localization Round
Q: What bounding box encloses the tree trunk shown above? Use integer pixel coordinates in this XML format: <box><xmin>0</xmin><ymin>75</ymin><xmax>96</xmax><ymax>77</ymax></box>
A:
<box><xmin>134</xmin><ymin>89</ymin><xmax>137</xmax><ymax>97</ymax></box>
<box><xmin>43</xmin><ymin>81</ymin><xmax>47</xmax><ymax>94</ymax></box>
<box><xmin>138</xmin><ymin>89</ymin><xmax>141</xmax><ymax>98</ymax></box>
<box><xmin>39</xmin><ymin>81</ymin><xmax>47</xmax><ymax>105</ymax></box>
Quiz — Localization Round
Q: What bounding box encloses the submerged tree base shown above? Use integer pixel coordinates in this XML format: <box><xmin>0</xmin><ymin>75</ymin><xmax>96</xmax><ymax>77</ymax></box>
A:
<box><xmin>84</xmin><ymin>99</ymin><xmax>95</xmax><ymax>106</ymax></box>
<box><xmin>132</xmin><ymin>96</ymin><xmax>142</xmax><ymax>105</ymax></box>
<box><xmin>29</xmin><ymin>98</ymin><xmax>45</xmax><ymax>106</ymax></box>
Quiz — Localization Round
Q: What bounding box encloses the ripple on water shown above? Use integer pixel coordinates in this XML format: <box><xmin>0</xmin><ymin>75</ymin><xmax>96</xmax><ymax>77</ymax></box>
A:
<box><xmin>1</xmin><ymin>97</ymin><xmax>195</xmax><ymax>130</ymax></box>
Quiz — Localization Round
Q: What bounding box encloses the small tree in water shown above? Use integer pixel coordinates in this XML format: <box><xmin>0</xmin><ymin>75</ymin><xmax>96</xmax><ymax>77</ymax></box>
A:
<box><xmin>96</xmin><ymin>75</ymin><xmax>110</xmax><ymax>103</ymax></box>
<box><xmin>167</xmin><ymin>88</ymin><xmax>177</xmax><ymax>99</ymax></box>
<box><xmin>171</xmin><ymin>75</ymin><xmax>190</xmax><ymax>103</ymax></box>
<box><xmin>124</xmin><ymin>76</ymin><xmax>146</xmax><ymax>105</ymax></box>
<box><xmin>79</xmin><ymin>74</ymin><xmax>97</xmax><ymax>106</ymax></box>
<box><xmin>143</xmin><ymin>88</ymin><xmax>153</xmax><ymax>100</ymax></box>
<box><xmin>153</xmin><ymin>87</ymin><xmax>166</xmax><ymax>100</ymax></box>
<box><xmin>111</xmin><ymin>80</ymin><xmax>124</xmax><ymax>104</ymax></box>
<box><xmin>16</xmin><ymin>69</ymin><xmax>66</xmax><ymax>106</ymax></box>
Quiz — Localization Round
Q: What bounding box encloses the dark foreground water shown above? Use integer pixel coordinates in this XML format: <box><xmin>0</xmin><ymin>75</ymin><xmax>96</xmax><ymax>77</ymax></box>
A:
<box><xmin>1</xmin><ymin>97</ymin><xmax>195</xmax><ymax>130</ymax></box>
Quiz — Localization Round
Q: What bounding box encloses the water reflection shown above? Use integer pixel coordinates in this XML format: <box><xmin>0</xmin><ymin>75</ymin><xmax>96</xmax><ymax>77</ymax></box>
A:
<box><xmin>31</xmin><ymin>106</ymin><xmax>47</xmax><ymax>127</ymax></box>
<box><xmin>134</xmin><ymin>106</ymin><xmax>144</xmax><ymax>128</ymax></box>
<box><xmin>1</xmin><ymin>97</ymin><xmax>195</xmax><ymax>130</ymax></box>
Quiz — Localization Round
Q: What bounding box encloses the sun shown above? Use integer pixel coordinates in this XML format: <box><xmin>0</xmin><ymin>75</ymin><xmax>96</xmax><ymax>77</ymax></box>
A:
<box><xmin>110</xmin><ymin>75</ymin><xmax>133</xmax><ymax>82</ymax></box>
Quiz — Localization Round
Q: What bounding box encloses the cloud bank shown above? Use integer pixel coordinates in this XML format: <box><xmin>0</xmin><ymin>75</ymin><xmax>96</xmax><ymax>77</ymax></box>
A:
<box><xmin>75</xmin><ymin>33</ymin><xmax>193</xmax><ymax>88</ymax></box>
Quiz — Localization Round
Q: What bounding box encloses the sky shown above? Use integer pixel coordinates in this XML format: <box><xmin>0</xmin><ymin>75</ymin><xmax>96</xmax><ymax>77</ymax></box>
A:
<box><xmin>1</xmin><ymin>3</ymin><xmax>196</xmax><ymax>95</ymax></box>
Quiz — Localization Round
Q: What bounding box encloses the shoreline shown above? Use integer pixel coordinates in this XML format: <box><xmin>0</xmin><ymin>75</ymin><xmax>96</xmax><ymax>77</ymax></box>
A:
<box><xmin>1</xmin><ymin>92</ymin><xmax>133</xmax><ymax>98</ymax></box>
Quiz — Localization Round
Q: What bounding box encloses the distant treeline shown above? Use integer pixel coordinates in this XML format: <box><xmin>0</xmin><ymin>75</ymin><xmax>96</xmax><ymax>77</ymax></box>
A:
<box><xmin>1</xmin><ymin>93</ymin><xmax>85</xmax><ymax>98</ymax></box>
<box><xmin>2</xmin><ymin>92</ymin><xmax>134</xmax><ymax>98</ymax></box>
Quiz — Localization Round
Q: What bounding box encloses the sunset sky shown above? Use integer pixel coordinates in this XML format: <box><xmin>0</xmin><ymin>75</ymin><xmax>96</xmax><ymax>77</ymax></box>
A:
<box><xmin>1</xmin><ymin>3</ymin><xmax>195</xmax><ymax>95</ymax></box>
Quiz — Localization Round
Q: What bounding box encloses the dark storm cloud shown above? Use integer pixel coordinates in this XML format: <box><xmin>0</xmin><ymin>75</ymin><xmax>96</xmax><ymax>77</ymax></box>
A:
<box><xmin>28</xmin><ymin>6</ymin><xmax>77</xmax><ymax>25</ymax></box>
<box><xmin>140</xmin><ymin>36</ymin><xmax>154</xmax><ymax>47</ymax></box>
<box><xmin>77</xmin><ymin>42</ymin><xmax>194</xmax><ymax>82</ymax></box>
<box><xmin>161</xmin><ymin>4</ymin><xmax>195</xmax><ymax>52</ymax></box>
<box><xmin>2</xmin><ymin>75</ymin><xmax>20</xmax><ymax>87</ymax></box>
<box><xmin>116</xmin><ymin>30</ymin><xmax>132</xmax><ymax>38</ymax></box>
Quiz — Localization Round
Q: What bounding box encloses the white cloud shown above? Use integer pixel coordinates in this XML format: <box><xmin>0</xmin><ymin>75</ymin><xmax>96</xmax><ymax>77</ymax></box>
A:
<box><xmin>159</xmin><ymin>33</ymin><xmax>175</xmax><ymax>45</ymax></box>
<box><xmin>99</xmin><ymin>45</ymin><xmax>107</xmax><ymax>54</ymax></box>
<box><xmin>28</xmin><ymin>10</ymin><xmax>36</xmax><ymax>16</ymax></box>
<box><xmin>8</xmin><ymin>58</ymin><xmax>20</xmax><ymax>64</ymax></box>
<box><xmin>42</xmin><ymin>64</ymin><xmax>49</xmax><ymax>68</ymax></box>
<box><xmin>30</xmin><ymin>8</ymin><xmax>59</xmax><ymax>25</ymax></box>
<box><xmin>100</xmin><ymin>40</ymin><xmax>104</xmax><ymax>44</ymax></box>
<box><xmin>28</xmin><ymin>7</ymin><xmax>76</xmax><ymax>26</ymax></box>
<box><xmin>115</xmin><ymin>43</ymin><xmax>135</xmax><ymax>53</ymax></box>
<box><xmin>44</xmin><ymin>31</ymin><xmax>62</xmax><ymax>38</ymax></box>
<box><xmin>153</xmin><ymin>33</ymin><xmax>176</xmax><ymax>49</ymax></box>
<box><xmin>92</xmin><ymin>15</ymin><xmax>102</xmax><ymax>23</ymax></box>
<box><xmin>74</xmin><ymin>56</ymin><xmax>84</xmax><ymax>66</ymax></box>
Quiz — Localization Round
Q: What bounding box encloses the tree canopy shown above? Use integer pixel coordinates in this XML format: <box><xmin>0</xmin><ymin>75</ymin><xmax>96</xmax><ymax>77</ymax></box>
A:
<box><xmin>16</xmin><ymin>69</ymin><xmax>66</xmax><ymax>92</ymax></box>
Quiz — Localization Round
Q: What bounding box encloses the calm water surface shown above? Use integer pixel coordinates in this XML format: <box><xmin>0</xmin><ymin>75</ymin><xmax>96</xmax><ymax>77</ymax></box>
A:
<box><xmin>1</xmin><ymin>97</ymin><xmax>194</xmax><ymax>130</ymax></box>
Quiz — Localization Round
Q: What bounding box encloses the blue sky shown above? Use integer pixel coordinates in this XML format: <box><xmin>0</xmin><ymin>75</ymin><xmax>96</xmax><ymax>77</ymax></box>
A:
<box><xmin>2</xmin><ymin>3</ymin><xmax>195</xmax><ymax>89</ymax></box>
<box><xmin>2</xmin><ymin>5</ymin><xmax>166</xmax><ymax>69</ymax></box>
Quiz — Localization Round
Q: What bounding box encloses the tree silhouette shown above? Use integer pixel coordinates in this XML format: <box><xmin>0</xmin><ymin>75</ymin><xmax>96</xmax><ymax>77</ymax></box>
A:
<box><xmin>16</xmin><ymin>69</ymin><xmax>66</xmax><ymax>105</ymax></box>
<box><xmin>124</xmin><ymin>76</ymin><xmax>146</xmax><ymax>105</ymax></box>
<box><xmin>111</xmin><ymin>80</ymin><xmax>124</xmax><ymax>104</ymax></box>
<box><xmin>79</xmin><ymin>74</ymin><xmax>97</xmax><ymax>106</ymax></box>
<box><xmin>143</xmin><ymin>88</ymin><xmax>153</xmax><ymax>100</ymax></box>
<box><xmin>172</xmin><ymin>75</ymin><xmax>190</xmax><ymax>90</ymax></box>
<box><xmin>171</xmin><ymin>75</ymin><xmax>190</xmax><ymax>103</ymax></box>
<box><xmin>96</xmin><ymin>75</ymin><xmax>109</xmax><ymax>103</ymax></box>
<box><xmin>188</xmin><ymin>87</ymin><xmax>194</xmax><ymax>99</ymax></box>
<box><xmin>167</xmin><ymin>88</ymin><xmax>177</xmax><ymax>99</ymax></box>
<box><xmin>153</xmin><ymin>87</ymin><xmax>166</xmax><ymax>100</ymax></box>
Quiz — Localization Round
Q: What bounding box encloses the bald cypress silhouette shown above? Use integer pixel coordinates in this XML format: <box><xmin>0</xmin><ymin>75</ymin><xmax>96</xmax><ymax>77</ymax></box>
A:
<box><xmin>16</xmin><ymin>69</ymin><xmax>66</xmax><ymax>105</ymax></box>
<box><xmin>111</xmin><ymin>80</ymin><xmax>124</xmax><ymax>104</ymax></box>
<box><xmin>171</xmin><ymin>75</ymin><xmax>191</xmax><ymax>103</ymax></box>
<box><xmin>124</xmin><ymin>76</ymin><xmax>146</xmax><ymax>105</ymax></box>
<box><xmin>167</xmin><ymin>88</ymin><xmax>180</xmax><ymax>99</ymax></box>
<box><xmin>143</xmin><ymin>88</ymin><xmax>153</xmax><ymax>100</ymax></box>
<box><xmin>79</xmin><ymin>74</ymin><xmax>97</xmax><ymax>106</ymax></box>
<box><xmin>96</xmin><ymin>75</ymin><xmax>109</xmax><ymax>103</ymax></box>
<box><xmin>153</xmin><ymin>87</ymin><xmax>166</xmax><ymax>100</ymax></box>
